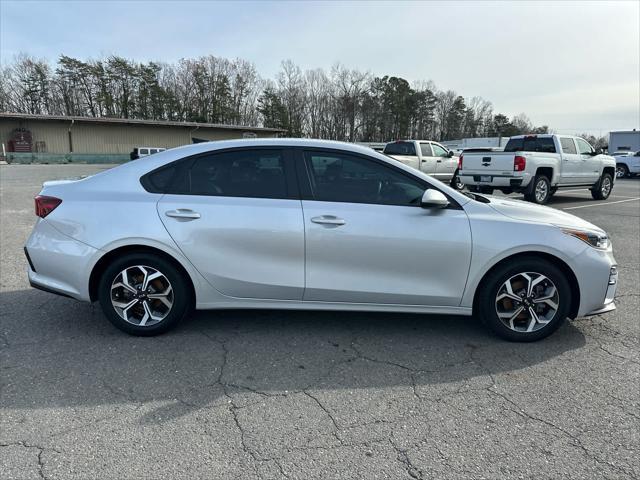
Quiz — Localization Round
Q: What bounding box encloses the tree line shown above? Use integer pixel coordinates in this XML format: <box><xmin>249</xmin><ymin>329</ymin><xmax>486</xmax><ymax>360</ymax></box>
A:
<box><xmin>0</xmin><ymin>53</ymin><xmax>549</xmax><ymax>142</ymax></box>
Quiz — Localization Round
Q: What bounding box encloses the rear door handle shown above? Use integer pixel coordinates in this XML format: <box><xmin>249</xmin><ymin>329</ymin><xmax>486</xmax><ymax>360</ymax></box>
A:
<box><xmin>165</xmin><ymin>209</ymin><xmax>201</xmax><ymax>220</ymax></box>
<box><xmin>311</xmin><ymin>215</ymin><xmax>345</xmax><ymax>226</ymax></box>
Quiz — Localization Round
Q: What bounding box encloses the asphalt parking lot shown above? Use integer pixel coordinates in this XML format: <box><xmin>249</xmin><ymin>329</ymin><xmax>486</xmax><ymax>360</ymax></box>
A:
<box><xmin>1</xmin><ymin>164</ymin><xmax>639</xmax><ymax>479</ymax></box>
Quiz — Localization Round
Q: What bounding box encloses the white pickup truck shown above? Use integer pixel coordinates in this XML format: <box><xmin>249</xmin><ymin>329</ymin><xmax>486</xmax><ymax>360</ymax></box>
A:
<box><xmin>383</xmin><ymin>140</ymin><xmax>464</xmax><ymax>189</ymax></box>
<box><xmin>458</xmin><ymin>134</ymin><xmax>617</xmax><ymax>204</ymax></box>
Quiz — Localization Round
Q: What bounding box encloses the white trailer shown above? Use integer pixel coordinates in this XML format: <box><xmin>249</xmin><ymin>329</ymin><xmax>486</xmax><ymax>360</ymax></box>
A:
<box><xmin>609</xmin><ymin>130</ymin><xmax>640</xmax><ymax>153</ymax></box>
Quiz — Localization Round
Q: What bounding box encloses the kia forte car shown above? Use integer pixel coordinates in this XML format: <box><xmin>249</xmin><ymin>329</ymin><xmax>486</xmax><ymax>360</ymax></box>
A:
<box><xmin>25</xmin><ymin>139</ymin><xmax>618</xmax><ymax>341</ymax></box>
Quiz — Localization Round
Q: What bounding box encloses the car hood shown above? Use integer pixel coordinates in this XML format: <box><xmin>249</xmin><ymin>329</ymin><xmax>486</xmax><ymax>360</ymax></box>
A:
<box><xmin>486</xmin><ymin>196</ymin><xmax>605</xmax><ymax>233</ymax></box>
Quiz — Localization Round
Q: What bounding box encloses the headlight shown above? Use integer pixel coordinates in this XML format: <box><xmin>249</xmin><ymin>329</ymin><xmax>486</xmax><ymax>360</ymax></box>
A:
<box><xmin>562</xmin><ymin>229</ymin><xmax>610</xmax><ymax>250</ymax></box>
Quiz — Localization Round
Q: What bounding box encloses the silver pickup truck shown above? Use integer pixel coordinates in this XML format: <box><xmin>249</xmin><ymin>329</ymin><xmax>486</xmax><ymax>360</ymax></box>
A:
<box><xmin>458</xmin><ymin>134</ymin><xmax>617</xmax><ymax>204</ymax></box>
<box><xmin>383</xmin><ymin>140</ymin><xmax>464</xmax><ymax>190</ymax></box>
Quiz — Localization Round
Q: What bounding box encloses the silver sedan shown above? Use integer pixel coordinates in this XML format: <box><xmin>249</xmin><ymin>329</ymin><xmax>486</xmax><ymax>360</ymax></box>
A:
<box><xmin>25</xmin><ymin>139</ymin><xmax>618</xmax><ymax>341</ymax></box>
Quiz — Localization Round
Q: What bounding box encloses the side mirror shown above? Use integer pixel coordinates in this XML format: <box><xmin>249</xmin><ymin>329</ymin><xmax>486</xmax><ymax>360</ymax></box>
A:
<box><xmin>595</xmin><ymin>148</ymin><xmax>604</xmax><ymax>155</ymax></box>
<box><xmin>447</xmin><ymin>150</ymin><xmax>455</xmax><ymax>158</ymax></box>
<box><xmin>421</xmin><ymin>189</ymin><xmax>449</xmax><ymax>209</ymax></box>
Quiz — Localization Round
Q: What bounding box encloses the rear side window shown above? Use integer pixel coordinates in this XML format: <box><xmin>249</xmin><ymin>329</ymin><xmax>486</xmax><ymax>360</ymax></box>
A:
<box><xmin>504</xmin><ymin>137</ymin><xmax>556</xmax><ymax>153</ymax></box>
<box><xmin>560</xmin><ymin>138</ymin><xmax>577</xmax><ymax>154</ymax></box>
<box><xmin>141</xmin><ymin>149</ymin><xmax>288</xmax><ymax>198</ymax></box>
<box><xmin>189</xmin><ymin>150</ymin><xmax>287</xmax><ymax>198</ymax></box>
<box><xmin>383</xmin><ymin>142</ymin><xmax>417</xmax><ymax>156</ymax></box>
<box><xmin>419</xmin><ymin>143</ymin><xmax>433</xmax><ymax>156</ymax></box>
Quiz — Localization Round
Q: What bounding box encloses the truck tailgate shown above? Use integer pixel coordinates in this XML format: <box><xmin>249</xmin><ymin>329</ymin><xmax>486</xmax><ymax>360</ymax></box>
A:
<box><xmin>461</xmin><ymin>152</ymin><xmax>515</xmax><ymax>174</ymax></box>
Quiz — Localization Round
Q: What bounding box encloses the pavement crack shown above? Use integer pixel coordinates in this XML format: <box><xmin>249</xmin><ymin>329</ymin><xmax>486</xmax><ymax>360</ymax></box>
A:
<box><xmin>0</xmin><ymin>441</ymin><xmax>58</xmax><ymax>480</ymax></box>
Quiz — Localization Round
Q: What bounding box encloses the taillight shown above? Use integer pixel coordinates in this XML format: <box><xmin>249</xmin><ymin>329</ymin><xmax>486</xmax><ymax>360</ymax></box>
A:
<box><xmin>458</xmin><ymin>155</ymin><xmax>463</xmax><ymax>170</ymax></box>
<box><xmin>35</xmin><ymin>195</ymin><xmax>62</xmax><ymax>218</ymax></box>
<box><xmin>514</xmin><ymin>155</ymin><xmax>526</xmax><ymax>172</ymax></box>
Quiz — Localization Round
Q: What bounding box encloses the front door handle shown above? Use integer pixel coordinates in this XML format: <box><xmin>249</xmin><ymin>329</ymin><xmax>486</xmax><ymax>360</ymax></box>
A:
<box><xmin>165</xmin><ymin>209</ymin><xmax>201</xmax><ymax>220</ymax></box>
<box><xmin>311</xmin><ymin>215</ymin><xmax>345</xmax><ymax>226</ymax></box>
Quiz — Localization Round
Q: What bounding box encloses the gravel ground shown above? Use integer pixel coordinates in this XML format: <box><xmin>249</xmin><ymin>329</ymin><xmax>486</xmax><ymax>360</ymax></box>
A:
<box><xmin>1</xmin><ymin>164</ymin><xmax>638</xmax><ymax>479</ymax></box>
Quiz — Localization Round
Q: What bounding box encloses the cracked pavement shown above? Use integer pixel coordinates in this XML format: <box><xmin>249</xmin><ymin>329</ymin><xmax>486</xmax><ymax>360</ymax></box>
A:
<box><xmin>1</xmin><ymin>165</ymin><xmax>639</xmax><ymax>479</ymax></box>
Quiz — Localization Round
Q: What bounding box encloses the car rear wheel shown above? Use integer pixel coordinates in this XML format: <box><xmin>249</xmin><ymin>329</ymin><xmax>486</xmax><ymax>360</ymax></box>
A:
<box><xmin>477</xmin><ymin>257</ymin><xmax>571</xmax><ymax>341</ymax></box>
<box><xmin>450</xmin><ymin>171</ymin><xmax>465</xmax><ymax>190</ymax></box>
<box><xmin>525</xmin><ymin>175</ymin><xmax>551</xmax><ymax>204</ymax></box>
<box><xmin>591</xmin><ymin>173</ymin><xmax>613</xmax><ymax>200</ymax></box>
<box><xmin>97</xmin><ymin>252</ymin><xmax>192</xmax><ymax>336</ymax></box>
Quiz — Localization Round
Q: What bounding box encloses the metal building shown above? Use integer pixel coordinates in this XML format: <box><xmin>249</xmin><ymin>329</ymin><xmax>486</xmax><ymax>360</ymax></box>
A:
<box><xmin>0</xmin><ymin>113</ymin><xmax>284</xmax><ymax>159</ymax></box>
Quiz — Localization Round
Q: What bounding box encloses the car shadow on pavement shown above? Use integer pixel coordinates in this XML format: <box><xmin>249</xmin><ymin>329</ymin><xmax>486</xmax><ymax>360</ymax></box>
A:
<box><xmin>0</xmin><ymin>289</ymin><xmax>587</xmax><ymax>425</ymax></box>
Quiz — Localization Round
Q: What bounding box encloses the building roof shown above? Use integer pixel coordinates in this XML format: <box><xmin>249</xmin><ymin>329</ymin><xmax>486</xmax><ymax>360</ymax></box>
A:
<box><xmin>0</xmin><ymin>112</ymin><xmax>285</xmax><ymax>133</ymax></box>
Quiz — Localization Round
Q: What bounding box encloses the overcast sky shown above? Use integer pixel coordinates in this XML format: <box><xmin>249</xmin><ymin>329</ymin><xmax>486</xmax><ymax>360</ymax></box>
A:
<box><xmin>1</xmin><ymin>0</ymin><xmax>638</xmax><ymax>135</ymax></box>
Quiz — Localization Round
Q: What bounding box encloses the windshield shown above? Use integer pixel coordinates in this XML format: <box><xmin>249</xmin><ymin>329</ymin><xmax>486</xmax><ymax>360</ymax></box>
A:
<box><xmin>383</xmin><ymin>142</ymin><xmax>417</xmax><ymax>156</ymax></box>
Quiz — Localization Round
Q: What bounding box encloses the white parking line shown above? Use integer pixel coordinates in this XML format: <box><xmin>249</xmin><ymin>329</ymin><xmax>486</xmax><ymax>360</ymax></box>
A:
<box><xmin>562</xmin><ymin>197</ymin><xmax>640</xmax><ymax>210</ymax></box>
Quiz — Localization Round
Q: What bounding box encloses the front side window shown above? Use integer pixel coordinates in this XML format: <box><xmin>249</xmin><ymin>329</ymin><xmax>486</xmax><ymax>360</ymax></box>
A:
<box><xmin>575</xmin><ymin>138</ymin><xmax>593</xmax><ymax>155</ymax></box>
<box><xmin>304</xmin><ymin>151</ymin><xmax>425</xmax><ymax>206</ymax></box>
<box><xmin>383</xmin><ymin>142</ymin><xmax>417</xmax><ymax>156</ymax></box>
<box><xmin>189</xmin><ymin>149</ymin><xmax>287</xmax><ymax>198</ymax></box>
<box><xmin>431</xmin><ymin>144</ymin><xmax>448</xmax><ymax>157</ymax></box>
<box><xmin>560</xmin><ymin>138</ymin><xmax>577</xmax><ymax>154</ymax></box>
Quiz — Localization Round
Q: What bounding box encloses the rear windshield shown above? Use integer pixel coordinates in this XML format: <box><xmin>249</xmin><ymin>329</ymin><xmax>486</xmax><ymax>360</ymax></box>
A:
<box><xmin>383</xmin><ymin>142</ymin><xmax>417</xmax><ymax>156</ymax></box>
<box><xmin>504</xmin><ymin>137</ymin><xmax>556</xmax><ymax>153</ymax></box>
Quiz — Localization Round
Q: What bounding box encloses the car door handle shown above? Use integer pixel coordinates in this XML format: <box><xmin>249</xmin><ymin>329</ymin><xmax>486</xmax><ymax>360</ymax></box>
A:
<box><xmin>436</xmin><ymin>159</ymin><xmax>442</xmax><ymax>163</ymax></box>
<box><xmin>311</xmin><ymin>215</ymin><xmax>345</xmax><ymax>226</ymax></box>
<box><xmin>165</xmin><ymin>209</ymin><xmax>201</xmax><ymax>220</ymax></box>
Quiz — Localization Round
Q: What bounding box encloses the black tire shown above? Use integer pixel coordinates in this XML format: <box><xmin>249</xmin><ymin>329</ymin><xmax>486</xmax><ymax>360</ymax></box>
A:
<box><xmin>450</xmin><ymin>171</ymin><xmax>465</xmax><ymax>190</ymax></box>
<box><xmin>591</xmin><ymin>172</ymin><xmax>613</xmax><ymax>200</ymax></box>
<box><xmin>616</xmin><ymin>164</ymin><xmax>629</xmax><ymax>179</ymax></box>
<box><xmin>97</xmin><ymin>252</ymin><xmax>192</xmax><ymax>336</ymax></box>
<box><xmin>524</xmin><ymin>175</ymin><xmax>551</xmax><ymax>204</ymax></box>
<box><xmin>477</xmin><ymin>257</ymin><xmax>571</xmax><ymax>342</ymax></box>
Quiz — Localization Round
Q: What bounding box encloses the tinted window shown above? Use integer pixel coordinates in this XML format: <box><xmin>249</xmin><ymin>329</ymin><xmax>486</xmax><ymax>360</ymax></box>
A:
<box><xmin>419</xmin><ymin>143</ymin><xmax>433</xmax><ymax>156</ymax></box>
<box><xmin>304</xmin><ymin>151</ymin><xmax>425</xmax><ymax>206</ymax></box>
<box><xmin>383</xmin><ymin>142</ymin><xmax>417</xmax><ymax>156</ymax></box>
<box><xmin>575</xmin><ymin>138</ymin><xmax>593</xmax><ymax>155</ymax></box>
<box><xmin>189</xmin><ymin>150</ymin><xmax>287</xmax><ymax>198</ymax></box>
<box><xmin>504</xmin><ymin>137</ymin><xmax>556</xmax><ymax>153</ymax></box>
<box><xmin>432</xmin><ymin>144</ymin><xmax>448</xmax><ymax>156</ymax></box>
<box><xmin>560</xmin><ymin>138</ymin><xmax>577</xmax><ymax>154</ymax></box>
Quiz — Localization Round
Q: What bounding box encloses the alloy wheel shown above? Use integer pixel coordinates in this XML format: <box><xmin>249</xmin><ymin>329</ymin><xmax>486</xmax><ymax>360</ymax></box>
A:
<box><xmin>110</xmin><ymin>265</ymin><xmax>173</xmax><ymax>326</ymax></box>
<box><xmin>601</xmin><ymin>176</ymin><xmax>612</xmax><ymax>196</ymax></box>
<box><xmin>495</xmin><ymin>272</ymin><xmax>559</xmax><ymax>333</ymax></box>
<box><xmin>535</xmin><ymin>180</ymin><xmax>548</xmax><ymax>203</ymax></box>
<box><xmin>616</xmin><ymin>167</ymin><xmax>626</xmax><ymax>178</ymax></box>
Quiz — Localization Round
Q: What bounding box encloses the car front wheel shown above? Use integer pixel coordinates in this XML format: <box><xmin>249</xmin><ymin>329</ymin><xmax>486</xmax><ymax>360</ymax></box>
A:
<box><xmin>97</xmin><ymin>252</ymin><xmax>192</xmax><ymax>336</ymax></box>
<box><xmin>591</xmin><ymin>173</ymin><xmax>613</xmax><ymax>200</ymax></box>
<box><xmin>477</xmin><ymin>257</ymin><xmax>571</xmax><ymax>341</ymax></box>
<box><xmin>616</xmin><ymin>164</ymin><xmax>629</xmax><ymax>178</ymax></box>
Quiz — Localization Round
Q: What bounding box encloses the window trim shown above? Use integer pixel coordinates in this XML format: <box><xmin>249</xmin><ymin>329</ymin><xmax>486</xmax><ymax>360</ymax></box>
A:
<box><xmin>430</xmin><ymin>142</ymin><xmax>449</xmax><ymax>157</ymax></box>
<box><xmin>575</xmin><ymin>138</ymin><xmax>594</xmax><ymax>155</ymax></box>
<box><xmin>296</xmin><ymin>147</ymin><xmax>462</xmax><ymax>209</ymax></box>
<box><xmin>419</xmin><ymin>142</ymin><xmax>433</xmax><ymax>157</ymax></box>
<box><xmin>140</xmin><ymin>146</ymin><xmax>300</xmax><ymax>200</ymax></box>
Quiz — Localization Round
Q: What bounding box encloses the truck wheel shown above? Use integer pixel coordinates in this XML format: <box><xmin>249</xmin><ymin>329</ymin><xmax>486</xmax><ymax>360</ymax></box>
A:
<box><xmin>525</xmin><ymin>175</ymin><xmax>551</xmax><ymax>204</ymax></box>
<box><xmin>450</xmin><ymin>171</ymin><xmax>465</xmax><ymax>190</ymax></box>
<box><xmin>616</xmin><ymin>164</ymin><xmax>629</xmax><ymax>178</ymax></box>
<box><xmin>591</xmin><ymin>173</ymin><xmax>613</xmax><ymax>200</ymax></box>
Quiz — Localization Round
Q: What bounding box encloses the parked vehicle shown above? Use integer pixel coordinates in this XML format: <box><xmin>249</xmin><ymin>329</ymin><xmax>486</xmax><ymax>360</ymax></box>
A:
<box><xmin>458</xmin><ymin>134</ymin><xmax>617</xmax><ymax>204</ymax></box>
<box><xmin>130</xmin><ymin>147</ymin><xmax>166</xmax><ymax>160</ymax></box>
<box><xmin>26</xmin><ymin>139</ymin><xmax>617</xmax><ymax>342</ymax></box>
<box><xmin>383</xmin><ymin>140</ymin><xmax>464</xmax><ymax>189</ymax></box>
<box><xmin>612</xmin><ymin>150</ymin><xmax>640</xmax><ymax>178</ymax></box>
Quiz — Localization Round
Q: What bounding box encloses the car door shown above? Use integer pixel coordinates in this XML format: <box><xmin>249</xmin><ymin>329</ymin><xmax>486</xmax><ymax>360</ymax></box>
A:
<box><xmin>575</xmin><ymin>138</ymin><xmax>600</xmax><ymax>183</ymax></box>
<box><xmin>432</xmin><ymin>142</ymin><xmax>456</xmax><ymax>180</ymax></box>
<box><xmin>156</xmin><ymin>147</ymin><xmax>305</xmax><ymax>300</ymax></box>
<box><xmin>298</xmin><ymin>148</ymin><xmax>472</xmax><ymax>306</ymax></box>
<box><xmin>418</xmin><ymin>142</ymin><xmax>437</xmax><ymax>174</ymax></box>
<box><xmin>559</xmin><ymin>137</ymin><xmax>581</xmax><ymax>184</ymax></box>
